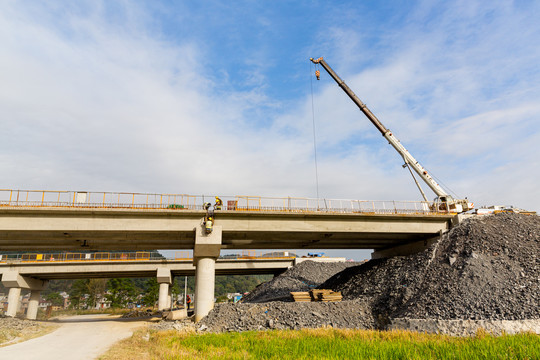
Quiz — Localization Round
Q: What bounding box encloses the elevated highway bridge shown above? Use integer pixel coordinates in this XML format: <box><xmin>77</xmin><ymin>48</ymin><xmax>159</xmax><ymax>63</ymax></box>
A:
<box><xmin>0</xmin><ymin>189</ymin><xmax>466</xmax><ymax>321</ymax></box>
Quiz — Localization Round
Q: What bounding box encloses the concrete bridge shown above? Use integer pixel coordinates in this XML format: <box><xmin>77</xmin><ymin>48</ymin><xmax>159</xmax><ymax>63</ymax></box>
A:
<box><xmin>0</xmin><ymin>190</ymin><xmax>463</xmax><ymax>320</ymax></box>
<box><xmin>1</xmin><ymin>256</ymin><xmax>329</xmax><ymax>320</ymax></box>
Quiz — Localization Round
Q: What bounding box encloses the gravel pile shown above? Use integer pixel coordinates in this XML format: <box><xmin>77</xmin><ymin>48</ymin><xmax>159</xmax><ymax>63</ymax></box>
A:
<box><xmin>242</xmin><ymin>260</ymin><xmax>360</xmax><ymax>303</ymax></box>
<box><xmin>321</xmin><ymin>213</ymin><xmax>540</xmax><ymax>323</ymax></box>
<box><xmin>199</xmin><ymin>300</ymin><xmax>373</xmax><ymax>332</ymax></box>
<box><xmin>0</xmin><ymin>315</ymin><xmax>44</xmax><ymax>344</ymax></box>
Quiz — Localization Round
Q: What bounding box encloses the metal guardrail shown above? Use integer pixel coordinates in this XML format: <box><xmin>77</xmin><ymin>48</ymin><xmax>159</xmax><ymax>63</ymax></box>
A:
<box><xmin>0</xmin><ymin>189</ymin><xmax>453</xmax><ymax>215</ymax></box>
<box><xmin>0</xmin><ymin>250</ymin><xmax>297</xmax><ymax>264</ymax></box>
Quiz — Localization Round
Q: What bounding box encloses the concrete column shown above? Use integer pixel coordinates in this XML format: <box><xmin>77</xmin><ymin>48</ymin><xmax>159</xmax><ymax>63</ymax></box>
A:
<box><xmin>156</xmin><ymin>268</ymin><xmax>172</xmax><ymax>311</ymax></box>
<box><xmin>193</xmin><ymin>225</ymin><xmax>222</xmax><ymax>322</ymax></box>
<box><xmin>194</xmin><ymin>257</ymin><xmax>216</xmax><ymax>321</ymax></box>
<box><xmin>167</xmin><ymin>285</ymin><xmax>172</xmax><ymax>309</ymax></box>
<box><xmin>6</xmin><ymin>287</ymin><xmax>22</xmax><ymax>317</ymax></box>
<box><xmin>2</xmin><ymin>271</ymin><xmax>48</xmax><ymax>318</ymax></box>
<box><xmin>158</xmin><ymin>282</ymin><xmax>170</xmax><ymax>311</ymax></box>
<box><xmin>27</xmin><ymin>290</ymin><xmax>41</xmax><ymax>320</ymax></box>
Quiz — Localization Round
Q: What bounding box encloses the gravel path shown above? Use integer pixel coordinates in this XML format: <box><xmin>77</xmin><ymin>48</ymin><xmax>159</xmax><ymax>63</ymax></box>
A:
<box><xmin>0</xmin><ymin>314</ymin><xmax>149</xmax><ymax>360</ymax></box>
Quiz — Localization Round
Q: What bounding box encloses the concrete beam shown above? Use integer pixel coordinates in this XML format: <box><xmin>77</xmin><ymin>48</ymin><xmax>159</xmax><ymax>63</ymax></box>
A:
<box><xmin>156</xmin><ymin>268</ymin><xmax>172</xmax><ymax>284</ymax></box>
<box><xmin>193</xmin><ymin>226</ymin><xmax>222</xmax><ymax>260</ymax></box>
<box><xmin>1</xmin><ymin>270</ymin><xmax>48</xmax><ymax>290</ymax></box>
<box><xmin>0</xmin><ymin>207</ymin><xmax>453</xmax><ymax>251</ymax></box>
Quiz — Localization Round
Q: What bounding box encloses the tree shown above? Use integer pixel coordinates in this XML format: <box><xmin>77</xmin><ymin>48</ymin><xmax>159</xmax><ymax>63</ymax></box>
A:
<box><xmin>142</xmin><ymin>278</ymin><xmax>159</xmax><ymax>307</ymax></box>
<box><xmin>69</xmin><ymin>279</ymin><xmax>89</xmax><ymax>309</ymax></box>
<box><xmin>87</xmin><ymin>279</ymin><xmax>107</xmax><ymax>309</ymax></box>
<box><xmin>46</xmin><ymin>292</ymin><xmax>65</xmax><ymax>307</ymax></box>
<box><xmin>106</xmin><ymin>278</ymin><xmax>138</xmax><ymax>308</ymax></box>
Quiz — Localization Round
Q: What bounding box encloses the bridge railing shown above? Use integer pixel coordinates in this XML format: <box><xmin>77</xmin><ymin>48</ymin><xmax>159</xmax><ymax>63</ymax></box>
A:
<box><xmin>0</xmin><ymin>189</ymin><xmax>451</xmax><ymax>215</ymax></box>
<box><xmin>0</xmin><ymin>250</ymin><xmax>297</xmax><ymax>263</ymax></box>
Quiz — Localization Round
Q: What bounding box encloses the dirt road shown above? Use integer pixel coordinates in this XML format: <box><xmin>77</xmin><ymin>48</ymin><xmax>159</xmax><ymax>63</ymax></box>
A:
<box><xmin>0</xmin><ymin>314</ymin><xmax>149</xmax><ymax>360</ymax></box>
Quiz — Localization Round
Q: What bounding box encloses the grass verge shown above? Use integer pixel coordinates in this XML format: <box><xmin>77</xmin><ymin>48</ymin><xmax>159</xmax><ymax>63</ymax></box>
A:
<box><xmin>100</xmin><ymin>327</ymin><xmax>540</xmax><ymax>360</ymax></box>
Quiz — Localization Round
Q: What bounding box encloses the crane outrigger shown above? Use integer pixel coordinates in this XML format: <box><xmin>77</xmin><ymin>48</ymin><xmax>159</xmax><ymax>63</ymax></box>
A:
<box><xmin>310</xmin><ymin>57</ymin><xmax>473</xmax><ymax>213</ymax></box>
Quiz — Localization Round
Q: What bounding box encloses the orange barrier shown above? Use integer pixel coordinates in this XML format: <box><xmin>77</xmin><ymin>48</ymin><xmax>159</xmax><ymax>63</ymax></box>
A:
<box><xmin>0</xmin><ymin>189</ymin><xmax>455</xmax><ymax>215</ymax></box>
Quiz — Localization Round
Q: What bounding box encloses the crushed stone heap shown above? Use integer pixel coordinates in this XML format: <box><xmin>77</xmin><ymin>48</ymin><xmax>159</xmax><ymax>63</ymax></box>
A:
<box><xmin>241</xmin><ymin>260</ymin><xmax>360</xmax><ymax>303</ymax></box>
<box><xmin>200</xmin><ymin>300</ymin><xmax>373</xmax><ymax>332</ymax></box>
<box><xmin>321</xmin><ymin>213</ymin><xmax>540</xmax><ymax>322</ymax></box>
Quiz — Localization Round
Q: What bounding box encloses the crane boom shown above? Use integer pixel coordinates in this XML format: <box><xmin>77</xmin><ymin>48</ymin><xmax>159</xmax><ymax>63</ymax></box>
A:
<box><xmin>310</xmin><ymin>57</ymin><xmax>472</xmax><ymax>212</ymax></box>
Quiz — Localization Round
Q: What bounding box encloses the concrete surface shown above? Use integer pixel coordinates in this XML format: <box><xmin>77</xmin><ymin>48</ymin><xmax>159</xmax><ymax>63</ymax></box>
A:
<box><xmin>0</xmin><ymin>314</ymin><xmax>149</xmax><ymax>360</ymax></box>
<box><xmin>0</xmin><ymin>207</ymin><xmax>453</xmax><ymax>250</ymax></box>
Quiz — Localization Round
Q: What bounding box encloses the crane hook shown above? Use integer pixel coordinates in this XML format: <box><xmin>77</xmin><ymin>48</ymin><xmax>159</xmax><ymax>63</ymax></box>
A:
<box><xmin>315</xmin><ymin>69</ymin><xmax>320</xmax><ymax>80</ymax></box>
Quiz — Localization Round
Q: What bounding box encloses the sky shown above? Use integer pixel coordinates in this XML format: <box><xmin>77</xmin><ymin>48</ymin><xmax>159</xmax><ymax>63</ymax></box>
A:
<box><xmin>1</xmin><ymin>1</ymin><xmax>539</xmax><ymax>260</ymax></box>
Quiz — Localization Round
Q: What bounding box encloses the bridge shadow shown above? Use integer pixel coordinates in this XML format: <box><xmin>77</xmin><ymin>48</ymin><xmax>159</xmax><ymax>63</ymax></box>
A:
<box><xmin>49</xmin><ymin>314</ymin><xmax>156</xmax><ymax>323</ymax></box>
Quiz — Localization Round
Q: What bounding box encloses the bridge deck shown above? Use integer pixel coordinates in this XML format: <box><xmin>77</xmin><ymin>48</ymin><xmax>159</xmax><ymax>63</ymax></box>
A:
<box><xmin>0</xmin><ymin>206</ymin><xmax>454</xmax><ymax>251</ymax></box>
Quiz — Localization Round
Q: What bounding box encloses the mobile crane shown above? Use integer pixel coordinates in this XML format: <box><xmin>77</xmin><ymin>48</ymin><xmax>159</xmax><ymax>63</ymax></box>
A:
<box><xmin>310</xmin><ymin>57</ymin><xmax>473</xmax><ymax>213</ymax></box>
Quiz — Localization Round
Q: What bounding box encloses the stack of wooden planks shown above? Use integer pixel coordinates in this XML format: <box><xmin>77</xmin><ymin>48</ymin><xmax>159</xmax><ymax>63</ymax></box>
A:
<box><xmin>290</xmin><ymin>292</ymin><xmax>312</xmax><ymax>302</ymax></box>
<box><xmin>310</xmin><ymin>289</ymin><xmax>342</xmax><ymax>302</ymax></box>
<box><xmin>290</xmin><ymin>289</ymin><xmax>342</xmax><ymax>302</ymax></box>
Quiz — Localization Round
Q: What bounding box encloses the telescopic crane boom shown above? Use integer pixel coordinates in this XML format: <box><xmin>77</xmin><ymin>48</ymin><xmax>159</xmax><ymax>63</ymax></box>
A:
<box><xmin>310</xmin><ymin>57</ymin><xmax>472</xmax><ymax>213</ymax></box>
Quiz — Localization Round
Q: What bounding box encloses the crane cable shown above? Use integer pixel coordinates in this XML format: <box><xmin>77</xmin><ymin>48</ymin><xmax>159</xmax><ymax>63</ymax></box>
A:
<box><xmin>310</xmin><ymin>62</ymin><xmax>320</xmax><ymax>201</ymax></box>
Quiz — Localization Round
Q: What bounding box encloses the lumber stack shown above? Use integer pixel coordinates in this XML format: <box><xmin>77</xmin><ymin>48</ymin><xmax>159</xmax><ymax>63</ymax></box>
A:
<box><xmin>290</xmin><ymin>292</ymin><xmax>311</xmax><ymax>302</ymax></box>
<box><xmin>310</xmin><ymin>289</ymin><xmax>342</xmax><ymax>302</ymax></box>
<box><xmin>290</xmin><ymin>289</ymin><xmax>342</xmax><ymax>302</ymax></box>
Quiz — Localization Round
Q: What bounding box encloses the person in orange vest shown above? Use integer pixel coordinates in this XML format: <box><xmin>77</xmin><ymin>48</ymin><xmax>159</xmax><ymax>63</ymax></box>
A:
<box><xmin>186</xmin><ymin>294</ymin><xmax>192</xmax><ymax>310</ymax></box>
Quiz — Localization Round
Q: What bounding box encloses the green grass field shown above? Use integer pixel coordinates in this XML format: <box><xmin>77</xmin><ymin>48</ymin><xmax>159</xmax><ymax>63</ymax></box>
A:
<box><xmin>101</xmin><ymin>327</ymin><xmax>540</xmax><ymax>360</ymax></box>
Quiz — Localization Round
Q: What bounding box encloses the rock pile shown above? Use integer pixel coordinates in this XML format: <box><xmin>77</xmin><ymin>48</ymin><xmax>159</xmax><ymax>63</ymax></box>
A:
<box><xmin>242</xmin><ymin>260</ymin><xmax>360</xmax><ymax>303</ymax></box>
<box><xmin>199</xmin><ymin>300</ymin><xmax>373</xmax><ymax>332</ymax></box>
<box><xmin>321</xmin><ymin>213</ymin><xmax>540</xmax><ymax>323</ymax></box>
<box><xmin>190</xmin><ymin>213</ymin><xmax>539</xmax><ymax>333</ymax></box>
<box><xmin>0</xmin><ymin>315</ymin><xmax>44</xmax><ymax>344</ymax></box>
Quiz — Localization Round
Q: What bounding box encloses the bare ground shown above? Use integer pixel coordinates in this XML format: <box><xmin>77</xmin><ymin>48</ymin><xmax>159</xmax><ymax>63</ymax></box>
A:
<box><xmin>0</xmin><ymin>314</ymin><xmax>151</xmax><ymax>360</ymax></box>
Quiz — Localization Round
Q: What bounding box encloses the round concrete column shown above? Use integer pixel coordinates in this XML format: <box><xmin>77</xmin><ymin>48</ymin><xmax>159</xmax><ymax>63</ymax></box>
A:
<box><xmin>167</xmin><ymin>286</ymin><xmax>172</xmax><ymax>309</ymax></box>
<box><xmin>6</xmin><ymin>287</ymin><xmax>22</xmax><ymax>317</ymax></box>
<box><xmin>27</xmin><ymin>290</ymin><xmax>41</xmax><ymax>320</ymax></box>
<box><xmin>194</xmin><ymin>257</ymin><xmax>216</xmax><ymax>322</ymax></box>
<box><xmin>158</xmin><ymin>282</ymin><xmax>170</xmax><ymax>311</ymax></box>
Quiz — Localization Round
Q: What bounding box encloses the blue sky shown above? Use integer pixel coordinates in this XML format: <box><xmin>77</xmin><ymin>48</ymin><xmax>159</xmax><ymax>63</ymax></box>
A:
<box><xmin>1</xmin><ymin>1</ymin><xmax>539</xmax><ymax>259</ymax></box>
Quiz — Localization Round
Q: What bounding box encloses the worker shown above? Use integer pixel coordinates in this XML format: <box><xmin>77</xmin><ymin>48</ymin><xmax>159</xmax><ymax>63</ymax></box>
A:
<box><xmin>186</xmin><ymin>294</ymin><xmax>191</xmax><ymax>310</ymax></box>
<box><xmin>203</xmin><ymin>202</ymin><xmax>211</xmax><ymax>210</ymax></box>
<box><xmin>205</xmin><ymin>216</ymin><xmax>214</xmax><ymax>234</ymax></box>
<box><xmin>214</xmin><ymin>196</ymin><xmax>223</xmax><ymax>210</ymax></box>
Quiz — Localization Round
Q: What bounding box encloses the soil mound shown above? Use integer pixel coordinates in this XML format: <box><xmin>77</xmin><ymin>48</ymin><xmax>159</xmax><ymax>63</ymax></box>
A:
<box><xmin>200</xmin><ymin>300</ymin><xmax>373</xmax><ymax>332</ymax></box>
<box><xmin>321</xmin><ymin>213</ymin><xmax>540</xmax><ymax>322</ymax></box>
<box><xmin>242</xmin><ymin>260</ymin><xmax>360</xmax><ymax>303</ymax></box>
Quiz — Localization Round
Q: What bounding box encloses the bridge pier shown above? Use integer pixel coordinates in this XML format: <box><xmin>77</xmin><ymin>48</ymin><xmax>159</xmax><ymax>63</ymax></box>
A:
<box><xmin>157</xmin><ymin>268</ymin><xmax>172</xmax><ymax>311</ymax></box>
<box><xmin>27</xmin><ymin>290</ymin><xmax>41</xmax><ymax>320</ymax></box>
<box><xmin>1</xmin><ymin>270</ymin><xmax>47</xmax><ymax>319</ymax></box>
<box><xmin>6</xmin><ymin>287</ymin><xmax>21</xmax><ymax>317</ymax></box>
<box><xmin>193</xmin><ymin>225</ymin><xmax>222</xmax><ymax>322</ymax></box>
